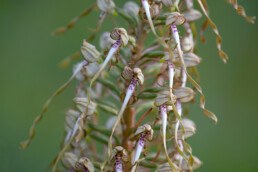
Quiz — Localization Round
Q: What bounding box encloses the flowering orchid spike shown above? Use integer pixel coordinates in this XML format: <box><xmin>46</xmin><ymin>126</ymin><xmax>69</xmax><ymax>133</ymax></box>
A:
<box><xmin>20</xmin><ymin>60</ymin><xmax>87</xmax><ymax>149</ymax></box>
<box><xmin>111</xmin><ymin>146</ymin><xmax>128</xmax><ymax>172</ymax></box>
<box><xmin>101</xmin><ymin>68</ymin><xmax>144</xmax><ymax>170</ymax></box>
<box><xmin>132</xmin><ymin>124</ymin><xmax>153</xmax><ymax>171</ymax></box>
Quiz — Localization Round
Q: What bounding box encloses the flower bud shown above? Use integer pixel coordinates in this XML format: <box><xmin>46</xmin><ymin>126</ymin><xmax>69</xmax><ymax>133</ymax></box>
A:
<box><xmin>110</xmin><ymin>28</ymin><xmax>129</xmax><ymax>46</ymax></box>
<box><xmin>111</xmin><ymin>146</ymin><xmax>128</xmax><ymax>162</ymax></box>
<box><xmin>66</xmin><ymin>109</ymin><xmax>80</xmax><ymax>118</ymax></box>
<box><xmin>183</xmin><ymin>9</ymin><xmax>202</xmax><ymax>22</ymax></box>
<box><xmin>171</xmin><ymin>118</ymin><xmax>196</xmax><ymax>139</ymax></box>
<box><xmin>181</xmin><ymin>35</ymin><xmax>193</xmax><ymax>52</ymax></box>
<box><xmin>133</xmin><ymin>68</ymin><xmax>144</xmax><ymax>86</ymax></box>
<box><xmin>73</xmin><ymin>97</ymin><xmax>96</xmax><ymax>115</ymax></box>
<box><xmin>84</xmin><ymin>62</ymin><xmax>100</xmax><ymax>78</ymax></box>
<box><xmin>135</xmin><ymin>124</ymin><xmax>154</xmax><ymax>141</ymax></box>
<box><xmin>162</xmin><ymin>0</ymin><xmax>180</xmax><ymax>9</ymax></box>
<box><xmin>123</xmin><ymin>1</ymin><xmax>140</xmax><ymax>18</ymax></box>
<box><xmin>162</xmin><ymin>0</ymin><xmax>173</xmax><ymax>7</ymax></box>
<box><xmin>97</xmin><ymin>0</ymin><xmax>115</xmax><ymax>13</ymax></box>
<box><xmin>183</xmin><ymin>52</ymin><xmax>202</xmax><ymax>67</ymax></box>
<box><xmin>150</xmin><ymin>3</ymin><xmax>162</xmax><ymax>18</ymax></box>
<box><xmin>155</xmin><ymin>90</ymin><xmax>177</xmax><ymax>106</ymax></box>
<box><xmin>174</xmin><ymin>87</ymin><xmax>195</xmax><ymax>103</ymax></box>
<box><xmin>61</xmin><ymin>152</ymin><xmax>78</xmax><ymax>170</ymax></box>
<box><xmin>75</xmin><ymin>157</ymin><xmax>94</xmax><ymax>172</ymax></box>
<box><xmin>99</xmin><ymin>32</ymin><xmax>116</xmax><ymax>51</ymax></box>
<box><xmin>166</xmin><ymin>12</ymin><xmax>185</xmax><ymax>26</ymax></box>
<box><xmin>81</xmin><ymin>40</ymin><xmax>100</xmax><ymax>63</ymax></box>
<box><xmin>180</xmin><ymin>156</ymin><xmax>202</xmax><ymax>170</ymax></box>
<box><xmin>73</xmin><ymin>62</ymin><xmax>86</xmax><ymax>81</ymax></box>
<box><xmin>157</xmin><ymin>162</ymin><xmax>178</xmax><ymax>172</ymax></box>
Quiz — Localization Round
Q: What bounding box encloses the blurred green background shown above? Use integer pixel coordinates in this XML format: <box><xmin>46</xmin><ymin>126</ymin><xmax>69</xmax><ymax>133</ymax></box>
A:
<box><xmin>0</xmin><ymin>0</ymin><xmax>257</xmax><ymax>171</ymax></box>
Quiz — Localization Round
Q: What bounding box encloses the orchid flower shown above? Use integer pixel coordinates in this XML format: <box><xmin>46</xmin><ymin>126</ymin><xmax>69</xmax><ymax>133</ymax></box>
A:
<box><xmin>103</xmin><ymin>67</ymin><xmax>144</xmax><ymax>170</ymax></box>
<box><xmin>131</xmin><ymin>124</ymin><xmax>153</xmax><ymax>172</ymax></box>
<box><xmin>111</xmin><ymin>146</ymin><xmax>128</xmax><ymax>172</ymax></box>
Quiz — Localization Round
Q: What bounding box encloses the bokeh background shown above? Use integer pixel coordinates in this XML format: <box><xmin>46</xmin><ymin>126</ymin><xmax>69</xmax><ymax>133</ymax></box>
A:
<box><xmin>0</xmin><ymin>0</ymin><xmax>257</xmax><ymax>171</ymax></box>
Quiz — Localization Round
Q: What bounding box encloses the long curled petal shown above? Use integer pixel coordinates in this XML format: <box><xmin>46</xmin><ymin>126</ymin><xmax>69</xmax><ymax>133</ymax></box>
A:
<box><xmin>225</xmin><ymin>0</ymin><xmax>255</xmax><ymax>24</ymax></box>
<box><xmin>197</xmin><ymin>0</ymin><xmax>228</xmax><ymax>63</ymax></box>
<box><xmin>20</xmin><ymin>61</ymin><xmax>86</xmax><ymax>149</ymax></box>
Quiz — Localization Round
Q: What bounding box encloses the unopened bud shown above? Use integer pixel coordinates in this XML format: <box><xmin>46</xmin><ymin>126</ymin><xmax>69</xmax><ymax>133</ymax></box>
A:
<box><xmin>181</xmin><ymin>35</ymin><xmax>193</xmax><ymax>52</ymax></box>
<box><xmin>75</xmin><ymin>157</ymin><xmax>94</xmax><ymax>172</ymax></box>
<box><xmin>99</xmin><ymin>32</ymin><xmax>116</xmax><ymax>51</ymax></box>
<box><xmin>81</xmin><ymin>40</ymin><xmax>100</xmax><ymax>63</ymax></box>
<box><xmin>110</xmin><ymin>28</ymin><xmax>129</xmax><ymax>46</ymax></box>
<box><xmin>172</xmin><ymin>118</ymin><xmax>196</xmax><ymax>139</ymax></box>
<box><xmin>123</xmin><ymin>1</ymin><xmax>139</xmax><ymax>18</ymax></box>
<box><xmin>84</xmin><ymin>62</ymin><xmax>100</xmax><ymax>78</ymax></box>
<box><xmin>97</xmin><ymin>0</ymin><xmax>115</xmax><ymax>13</ymax></box>
<box><xmin>150</xmin><ymin>3</ymin><xmax>162</xmax><ymax>18</ymax></box>
<box><xmin>180</xmin><ymin>156</ymin><xmax>202</xmax><ymax>170</ymax></box>
<box><xmin>155</xmin><ymin>90</ymin><xmax>177</xmax><ymax>106</ymax></box>
<box><xmin>166</xmin><ymin>12</ymin><xmax>185</xmax><ymax>26</ymax></box>
<box><xmin>183</xmin><ymin>52</ymin><xmax>202</xmax><ymax>67</ymax></box>
<box><xmin>73</xmin><ymin>97</ymin><xmax>96</xmax><ymax>115</ymax></box>
<box><xmin>174</xmin><ymin>87</ymin><xmax>195</xmax><ymax>103</ymax></box>
<box><xmin>161</xmin><ymin>0</ymin><xmax>173</xmax><ymax>7</ymax></box>
<box><xmin>61</xmin><ymin>152</ymin><xmax>78</xmax><ymax>170</ymax></box>
<box><xmin>183</xmin><ymin>9</ymin><xmax>202</xmax><ymax>22</ymax></box>
<box><xmin>157</xmin><ymin>162</ymin><xmax>178</xmax><ymax>172</ymax></box>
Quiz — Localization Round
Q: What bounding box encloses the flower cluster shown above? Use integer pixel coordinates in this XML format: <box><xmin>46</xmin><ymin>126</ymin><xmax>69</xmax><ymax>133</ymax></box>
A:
<box><xmin>21</xmin><ymin>0</ymin><xmax>255</xmax><ymax>171</ymax></box>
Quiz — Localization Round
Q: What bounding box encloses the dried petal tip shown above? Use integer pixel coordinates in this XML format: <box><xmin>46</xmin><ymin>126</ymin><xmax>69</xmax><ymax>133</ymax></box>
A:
<box><xmin>111</xmin><ymin>146</ymin><xmax>128</xmax><ymax>162</ymax></box>
<box><xmin>133</xmin><ymin>68</ymin><xmax>144</xmax><ymax>86</ymax></box>
<box><xmin>183</xmin><ymin>9</ymin><xmax>202</xmax><ymax>22</ymax></box>
<box><xmin>75</xmin><ymin>157</ymin><xmax>94</xmax><ymax>172</ymax></box>
<box><xmin>97</xmin><ymin>0</ymin><xmax>115</xmax><ymax>13</ymax></box>
<box><xmin>135</xmin><ymin>124</ymin><xmax>154</xmax><ymax>141</ymax></box>
<box><xmin>155</xmin><ymin>90</ymin><xmax>177</xmax><ymax>106</ymax></box>
<box><xmin>166</xmin><ymin>12</ymin><xmax>185</xmax><ymax>26</ymax></box>
<box><xmin>81</xmin><ymin>40</ymin><xmax>100</xmax><ymax>63</ymax></box>
<box><xmin>110</xmin><ymin>28</ymin><xmax>129</xmax><ymax>46</ymax></box>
